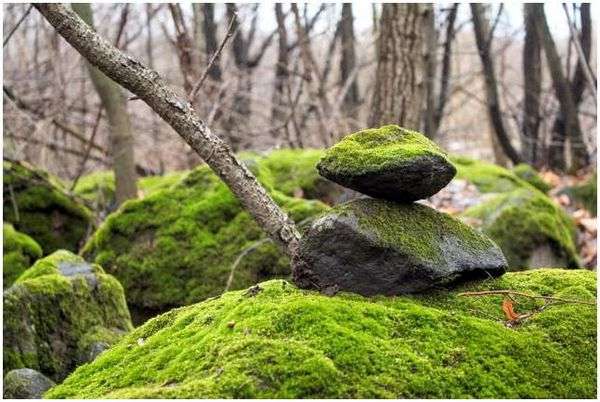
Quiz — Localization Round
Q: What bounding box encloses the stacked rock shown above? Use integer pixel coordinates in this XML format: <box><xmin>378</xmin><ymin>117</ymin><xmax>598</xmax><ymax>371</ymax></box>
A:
<box><xmin>292</xmin><ymin>125</ymin><xmax>508</xmax><ymax>296</ymax></box>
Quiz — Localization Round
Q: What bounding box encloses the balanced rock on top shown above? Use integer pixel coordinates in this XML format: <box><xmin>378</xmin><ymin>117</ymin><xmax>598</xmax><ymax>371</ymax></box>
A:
<box><xmin>317</xmin><ymin>125</ymin><xmax>456</xmax><ymax>202</ymax></box>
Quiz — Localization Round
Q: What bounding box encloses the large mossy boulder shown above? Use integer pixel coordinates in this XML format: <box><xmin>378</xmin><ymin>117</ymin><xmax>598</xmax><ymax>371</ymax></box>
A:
<box><xmin>46</xmin><ymin>270</ymin><xmax>596</xmax><ymax>399</ymax></box>
<box><xmin>3</xmin><ymin>159</ymin><xmax>93</xmax><ymax>254</ymax></box>
<box><xmin>82</xmin><ymin>163</ymin><xmax>328</xmax><ymax>321</ymax></box>
<box><xmin>512</xmin><ymin>163</ymin><xmax>552</xmax><ymax>193</ymax></box>
<box><xmin>3</xmin><ymin>222</ymin><xmax>43</xmax><ymax>287</ymax></box>
<box><xmin>3</xmin><ymin>368</ymin><xmax>55</xmax><ymax>399</ymax></box>
<box><xmin>317</xmin><ymin>125</ymin><xmax>456</xmax><ymax>202</ymax></box>
<box><xmin>3</xmin><ymin>250</ymin><xmax>132</xmax><ymax>382</ymax></box>
<box><xmin>462</xmin><ymin>189</ymin><xmax>580</xmax><ymax>269</ymax></box>
<box><xmin>451</xmin><ymin>156</ymin><xmax>534</xmax><ymax>194</ymax></box>
<box><xmin>293</xmin><ymin>198</ymin><xmax>506</xmax><ymax>295</ymax></box>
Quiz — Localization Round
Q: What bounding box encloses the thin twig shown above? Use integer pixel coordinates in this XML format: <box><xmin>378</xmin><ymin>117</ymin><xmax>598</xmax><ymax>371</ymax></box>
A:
<box><xmin>458</xmin><ymin>290</ymin><xmax>596</xmax><ymax>305</ymax></box>
<box><xmin>69</xmin><ymin>107</ymin><xmax>104</xmax><ymax>191</ymax></box>
<box><xmin>188</xmin><ymin>12</ymin><xmax>237</xmax><ymax>105</ymax></box>
<box><xmin>3</xmin><ymin>5</ymin><xmax>33</xmax><ymax>48</ymax></box>
<box><xmin>224</xmin><ymin>238</ymin><xmax>271</xmax><ymax>292</ymax></box>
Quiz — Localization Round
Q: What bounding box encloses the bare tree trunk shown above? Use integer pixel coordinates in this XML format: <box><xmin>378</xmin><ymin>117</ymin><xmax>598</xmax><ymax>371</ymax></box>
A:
<box><xmin>470</xmin><ymin>3</ymin><xmax>521</xmax><ymax>165</ymax></box>
<box><xmin>271</xmin><ymin>3</ymin><xmax>289</xmax><ymax>139</ymax></box>
<box><xmin>530</xmin><ymin>3</ymin><xmax>589</xmax><ymax>171</ymax></box>
<box><xmin>548</xmin><ymin>3</ymin><xmax>592</xmax><ymax>171</ymax></box>
<box><xmin>423</xmin><ymin>3</ymin><xmax>437</xmax><ymax>138</ymax></box>
<box><xmin>34</xmin><ymin>3</ymin><xmax>300</xmax><ymax>257</ymax></box>
<box><xmin>71</xmin><ymin>3</ymin><xmax>137</xmax><ymax>205</ymax></box>
<box><xmin>368</xmin><ymin>4</ymin><xmax>426</xmax><ymax>129</ymax></box>
<box><xmin>201</xmin><ymin>3</ymin><xmax>222</xmax><ymax>82</ymax></box>
<box><xmin>522</xmin><ymin>4</ymin><xmax>542</xmax><ymax>166</ymax></box>
<box><xmin>339</xmin><ymin>4</ymin><xmax>360</xmax><ymax>115</ymax></box>
<box><xmin>146</xmin><ymin>4</ymin><xmax>164</xmax><ymax>174</ymax></box>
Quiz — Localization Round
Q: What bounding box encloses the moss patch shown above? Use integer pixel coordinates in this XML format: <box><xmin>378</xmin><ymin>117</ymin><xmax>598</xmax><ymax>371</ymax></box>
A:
<box><xmin>3</xmin><ymin>222</ymin><xmax>42</xmax><ymax>287</ymax></box>
<box><xmin>3</xmin><ymin>250</ymin><xmax>132</xmax><ymax>382</ymax></box>
<box><xmin>46</xmin><ymin>270</ymin><xmax>596</xmax><ymax>399</ymax></box>
<box><xmin>318</xmin><ymin>125</ymin><xmax>452</xmax><ymax>176</ymax></box>
<box><xmin>512</xmin><ymin>164</ymin><xmax>552</xmax><ymax>193</ymax></box>
<box><xmin>82</xmin><ymin>163</ymin><xmax>328</xmax><ymax>318</ymax></box>
<box><xmin>451</xmin><ymin>156</ymin><xmax>534</xmax><ymax>193</ymax></box>
<box><xmin>3</xmin><ymin>159</ymin><xmax>93</xmax><ymax>254</ymax></box>
<box><xmin>462</xmin><ymin>189</ymin><xmax>580</xmax><ymax>269</ymax></box>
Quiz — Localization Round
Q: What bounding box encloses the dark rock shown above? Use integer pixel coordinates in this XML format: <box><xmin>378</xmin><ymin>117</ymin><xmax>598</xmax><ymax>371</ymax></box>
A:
<box><xmin>317</xmin><ymin>125</ymin><xmax>456</xmax><ymax>202</ymax></box>
<box><xmin>3</xmin><ymin>368</ymin><xmax>55</xmax><ymax>399</ymax></box>
<box><xmin>293</xmin><ymin>198</ymin><xmax>507</xmax><ymax>296</ymax></box>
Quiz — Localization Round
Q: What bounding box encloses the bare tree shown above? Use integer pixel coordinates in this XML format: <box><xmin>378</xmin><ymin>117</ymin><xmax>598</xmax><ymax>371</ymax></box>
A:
<box><xmin>470</xmin><ymin>4</ymin><xmax>521</xmax><ymax>165</ymax></box>
<box><xmin>521</xmin><ymin>4</ymin><xmax>542</xmax><ymax>166</ymax></box>
<box><xmin>34</xmin><ymin>3</ymin><xmax>301</xmax><ymax>257</ymax></box>
<box><xmin>368</xmin><ymin>4</ymin><xmax>427</xmax><ymax>129</ymax></box>
<box><xmin>71</xmin><ymin>3</ymin><xmax>138</xmax><ymax>205</ymax></box>
<box><xmin>530</xmin><ymin>3</ymin><xmax>589</xmax><ymax>171</ymax></box>
<box><xmin>423</xmin><ymin>3</ymin><xmax>437</xmax><ymax>138</ymax></box>
<box><xmin>339</xmin><ymin>4</ymin><xmax>360</xmax><ymax>116</ymax></box>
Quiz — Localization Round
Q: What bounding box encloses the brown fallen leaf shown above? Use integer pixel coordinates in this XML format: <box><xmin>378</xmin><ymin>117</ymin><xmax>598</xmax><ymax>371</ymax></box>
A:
<box><xmin>502</xmin><ymin>298</ymin><xmax>519</xmax><ymax>321</ymax></box>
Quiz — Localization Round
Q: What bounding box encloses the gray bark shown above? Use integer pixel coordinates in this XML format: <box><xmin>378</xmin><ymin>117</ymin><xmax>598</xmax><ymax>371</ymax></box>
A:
<box><xmin>34</xmin><ymin>3</ymin><xmax>301</xmax><ymax>257</ymax></box>
<box><xmin>71</xmin><ymin>3</ymin><xmax>138</xmax><ymax>205</ymax></box>
<box><xmin>522</xmin><ymin>4</ymin><xmax>542</xmax><ymax>165</ymax></box>
<box><xmin>339</xmin><ymin>4</ymin><xmax>360</xmax><ymax>114</ymax></box>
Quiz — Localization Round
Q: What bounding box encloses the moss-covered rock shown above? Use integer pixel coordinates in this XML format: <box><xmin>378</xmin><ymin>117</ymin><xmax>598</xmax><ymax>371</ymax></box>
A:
<box><xmin>462</xmin><ymin>189</ymin><xmax>580</xmax><ymax>270</ymax></box>
<box><xmin>451</xmin><ymin>156</ymin><xmax>534</xmax><ymax>193</ymax></box>
<box><xmin>3</xmin><ymin>159</ymin><xmax>93</xmax><ymax>254</ymax></box>
<box><xmin>46</xmin><ymin>270</ymin><xmax>596</xmax><ymax>398</ymax></box>
<box><xmin>293</xmin><ymin>198</ymin><xmax>506</xmax><ymax>295</ymax></box>
<box><xmin>3</xmin><ymin>222</ymin><xmax>42</xmax><ymax>287</ymax></box>
<box><xmin>559</xmin><ymin>172</ymin><xmax>597</xmax><ymax>216</ymax></box>
<box><xmin>317</xmin><ymin>125</ymin><xmax>456</xmax><ymax>201</ymax></box>
<box><xmin>3</xmin><ymin>250</ymin><xmax>132</xmax><ymax>382</ymax></box>
<box><xmin>72</xmin><ymin>170</ymin><xmax>187</xmax><ymax>212</ymax></box>
<box><xmin>82</xmin><ymin>164</ymin><xmax>328</xmax><ymax>320</ymax></box>
<box><xmin>3</xmin><ymin>368</ymin><xmax>55</xmax><ymax>399</ymax></box>
<box><xmin>512</xmin><ymin>163</ymin><xmax>552</xmax><ymax>193</ymax></box>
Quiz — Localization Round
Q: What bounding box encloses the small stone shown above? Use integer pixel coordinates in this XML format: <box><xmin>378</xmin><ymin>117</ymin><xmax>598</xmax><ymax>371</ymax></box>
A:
<box><xmin>292</xmin><ymin>198</ymin><xmax>507</xmax><ymax>296</ymax></box>
<box><xmin>3</xmin><ymin>368</ymin><xmax>55</xmax><ymax>399</ymax></box>
<box><xmin>227</xmin><ymin>321</ymin><xmax>236</xmax><ymax>328</ymax></box>
<box><xmin>317</xmin><ymin>125</ymin><xmax>456</xmax><ymax>202</ymax></box>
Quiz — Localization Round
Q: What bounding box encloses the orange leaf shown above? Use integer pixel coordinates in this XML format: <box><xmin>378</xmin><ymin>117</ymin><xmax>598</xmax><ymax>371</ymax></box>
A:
<box><xmin>502</xmin><ymin>298</ymin><xmax>519</xmax><ymax>321</ymax></box>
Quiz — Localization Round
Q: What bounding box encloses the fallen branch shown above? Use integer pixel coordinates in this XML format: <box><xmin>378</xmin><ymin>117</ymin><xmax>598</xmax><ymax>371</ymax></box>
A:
<box><xmin>458</xmin><ymin>290</ymin><xmax>595</xmax><ymax>306</ymax></box>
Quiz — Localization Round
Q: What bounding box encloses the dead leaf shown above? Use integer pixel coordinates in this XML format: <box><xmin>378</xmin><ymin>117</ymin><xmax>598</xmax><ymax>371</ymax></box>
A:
<box><xmin>502</xmin><ymin>298</ymin><xmax>519</xmax><ymax>321</ymax></box>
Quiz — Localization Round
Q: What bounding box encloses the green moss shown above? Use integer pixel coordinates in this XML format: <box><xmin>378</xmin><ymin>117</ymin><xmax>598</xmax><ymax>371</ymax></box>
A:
<box><xmin>451</xmin><ymin>156</ymin><xmax>535</xmax><ymax>193</ymax></box>
<box><xmin>46</xmin><ymin>270</ymin><xmax>596</xmax><ymax>399</ymax></box>
<box><xmin>318</xmin><ymin>125</ymin><xmax>451</xmax><ymax>176</ymax></box>
<box><xmin>3</xmin><ymin>160</ymin><xmax>93</xmax><ymax>254</ymax></box>
<box><xmin>3</xmin><ymin>222</ymin><xmax>42</xmax><ymax>287</ymax></box>
<box><xmin>3</xmin><ymin>250</ymin><xmax>132</xmax><ymax>382</ymax></box>
<box><xmin>82</xmin><ymin>163</ymin><xmax>328</xmax><ymax>318</ymax></box>
<box><xmin>512</xmin><ymin>164</ymin><xmax>552</xmax><ymax>193</ymax></box>
<box><xmin>559</xmin><ymin>172</ymin><xmax>597</xmax><ymax>216</ymax></box>
<box><xmin>335</xmin><ymin>199</ymin><xmax>497</xmax><ymax>263</ymax></box>
<box><xmin>463</xmin><ymin>189</ymin><xmax>580</xmax><ymax>269</ymax></box>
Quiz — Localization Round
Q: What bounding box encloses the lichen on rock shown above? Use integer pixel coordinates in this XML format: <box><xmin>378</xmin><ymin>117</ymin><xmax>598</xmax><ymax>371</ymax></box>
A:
<box><xmin>462</xmin><ymin>188</ymin><xmax>580</xmax><ymax>270</ymax></box>
<box><xmin>3</xmin><ymin>250</ymin><xmax>132</xmax><ymax>382</ymax></box>
<box><xmin>3</xmin><ymin>159</ymin><xmax>93</xmax><ymax>254</ymax></box>
<box><xmin>45</xmin><ymin>270</ymin><xmax>596</xmax><ymax>399</ymax></box>
<box><xmin>317</xmin><ymin>125</ymin><xmax>456</xmax><ymax>201</ymax></box>
<box><xmin>3</xmin><ymin>222</ymin><xmax>43</xmax><ymax>287</ymax></box>
<box><xmin>82</xmin><ymin>163</ymin><xmax>329</xmax><ymax>321</ymax></box>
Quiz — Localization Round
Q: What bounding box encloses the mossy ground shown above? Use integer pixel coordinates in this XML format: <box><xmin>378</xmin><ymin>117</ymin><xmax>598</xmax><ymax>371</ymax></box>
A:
<box><xmin>46</xmin><ymin>269</ymin><xmax>596</xmax><ymax>399</ymax></box>
<box><xmin>3</xmin><ymin>160</ymin><xmax>93</xmax><ymax>254</ymax></box>
<box><xmin>318</xmin><ymin>125</ymin><xmax>452</xmax><ymax>176</ymax></box>
<box><xmin>3</xmin><ymin>222</ymin><xmax>42</xmax><ymax>287</ymax></box>
<box><xmin>82</xmin><ymin>158</ymin><xmax>328</xmax><ymax>317</ymax></box>
<box><xmin>451</xmin><ymin>156</ymin><xmax>535</xmax><ymax>193</ymax></box>
<box><xmin>512</xmin><ymin>163</ymin><xmax>552</xmax><ymax>193</ymax></box>
<box><xmin>3</xmin><ymin>250</ymin><xmax>132</xmax><ymax>382</ymax></box>
<box><xmin>463</xmin><ymin>188</ymin><xmax>580</xmax><ymax>269</ymax></box>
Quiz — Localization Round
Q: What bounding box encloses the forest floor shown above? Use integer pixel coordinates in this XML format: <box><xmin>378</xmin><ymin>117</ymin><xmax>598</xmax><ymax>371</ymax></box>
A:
<box><xmin>426</xmin><ymin>171</ymin><xmax>597</xmax><ymax>269</ymax></box>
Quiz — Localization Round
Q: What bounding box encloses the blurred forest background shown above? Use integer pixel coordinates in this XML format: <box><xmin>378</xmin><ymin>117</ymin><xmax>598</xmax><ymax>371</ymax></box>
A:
<box><xmin>3</xmin><ymin>3</ymin><xmax>596</xmax><ymax>180</ymax></box>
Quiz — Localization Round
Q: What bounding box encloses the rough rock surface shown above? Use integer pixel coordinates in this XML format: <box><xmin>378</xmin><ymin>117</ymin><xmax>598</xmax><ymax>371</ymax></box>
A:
<box><xmin>3</xmin><ymin>250</ymin><xmax>132</xmax><ymax>382</ymax></box>
<box><xmin>3</xmin><ymin>222</ymin><xmax>43</xmax><ymax>287</ymax></box>
<box><xmin>3</xmin><ymin>368</ymin><xmax>55</xmax><ymax>399</ymax></box>
<box><xmin>317</xmin><ymin>125</ymin><xmax>456</xmax><ymax>202</ymax></box>
<box><xmin>293</xmin><ymin>198</ymin><xmax>507</xmax><ymax>295</ymax></box>
<box><xmin>3</xmin><ymin>159</ymin><xmax>93</xmax><ymax>254</ymax></box>
<box><xmin>46</xmin><ymin>271</ymin><xmax>596</xmax><ymax>399</ymax></box>
<box><xmin>462</xmin><ymin>188</ymin><xmax>580</xmax><ymax>270</ymax></box>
